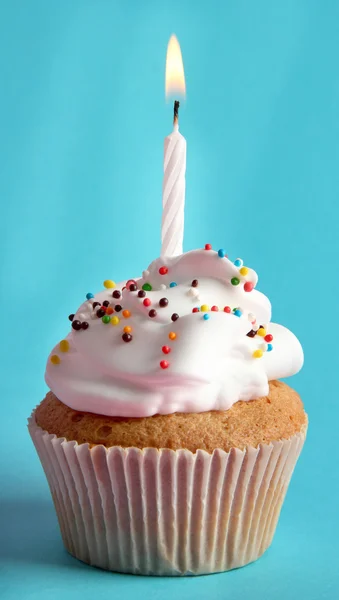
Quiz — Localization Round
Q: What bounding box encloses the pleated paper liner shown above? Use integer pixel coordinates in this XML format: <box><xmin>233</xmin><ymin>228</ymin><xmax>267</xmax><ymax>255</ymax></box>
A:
<box><xmin>28</xmin><ymin>412</ymin><xmax>306</xmax><ymax>576</ymax></box>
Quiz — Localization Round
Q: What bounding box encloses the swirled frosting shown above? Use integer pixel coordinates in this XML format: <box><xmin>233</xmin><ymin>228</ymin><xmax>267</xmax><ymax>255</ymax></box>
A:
<box><xmin>45</xmin><ymin>247</ymin><xmax>303</xmax><ymax>417</ymax></box>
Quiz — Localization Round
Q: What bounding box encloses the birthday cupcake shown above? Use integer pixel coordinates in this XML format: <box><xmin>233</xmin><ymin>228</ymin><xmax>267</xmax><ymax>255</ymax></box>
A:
<box><xmin>29</xmin><ymin>245</ymin><xmax>306</xmax><ymax>575</ymax></box>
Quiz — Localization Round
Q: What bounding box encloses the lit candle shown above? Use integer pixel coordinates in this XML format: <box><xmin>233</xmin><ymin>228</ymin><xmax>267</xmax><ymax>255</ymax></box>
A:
<box><xmin>161</xmin><ymin>35</ymin><xmax>187</xmax><ymax>257</ymax></box>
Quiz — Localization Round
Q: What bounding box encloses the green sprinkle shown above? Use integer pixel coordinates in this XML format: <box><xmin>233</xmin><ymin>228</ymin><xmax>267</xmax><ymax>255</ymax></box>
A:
<box><xmin>142</xmin><ymin>282</ymin><xmax>152</xmax><ymax>291</ymax></box>
<box><xmin>231</xmin><ymin>277</ymin><xmax>240</xmax><ymax>286</ymax></box>
<box><xmin>102</xmin><ymin>315</ymin><xmax>111</xmax><ymax>324</ymax></box>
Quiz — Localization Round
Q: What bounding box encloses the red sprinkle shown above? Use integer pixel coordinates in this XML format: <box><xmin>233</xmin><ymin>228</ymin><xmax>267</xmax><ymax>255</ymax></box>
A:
<box><xmin>211</xmin><ymin>305</ymin><xmax>219</xmax><ymax>311</ymax></box>
<box><xmin>224</xmin><ymin>306</ymin><xmax>231</xmax><ymax>313</ymax></box>
<box><xmin>244</xmin><ymin>282</ymin><xmax>254</xmax><ymax>292</ymax></box>
<box><xmin>162</xmin><ymin>345</ymin><xmax>171</xmax><ymax>354</ymax></box>
<box><xmin>160</xmin><ymin>360</ymin><xmax>169</xmax><ymax>369</ymax></box>
<box><xmin>205</xmin><ymin>243</ymin><xmax>212</xmax><ymax>250</ymax></box>
<box><xmin>265</xmin><ymin>334</ymin><xmax>273</xmax><ymax>343</ymax></box>
<box><xmin>143</xmin><ymin>298</ymin><xmax>151</xmax><ymax>307</ymax></box>
<box><xmin>192</xmin><ymin>307</ymin><xmax>200</xmax><ymax>313</ymax></box>
<box><xmin>159</xmin><ymin>266</ymin><xmax>168</xmax><ymax>275</ymax></box>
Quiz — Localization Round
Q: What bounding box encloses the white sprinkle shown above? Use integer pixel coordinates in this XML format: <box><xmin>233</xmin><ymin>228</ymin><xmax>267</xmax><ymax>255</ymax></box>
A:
<box><xmin>78</xmin><ymin>312</ymin><xmax>87</xmax><ymax>320</ymax></box>
<box><xmin>142</xmin><ymin>270</ymin><xmax>150</xmax><ymax>279</ymax></box>
<box><xmin>160</xmin><ymin>284</ymin><xmax>167</xmax><ymax>290</ymax></box>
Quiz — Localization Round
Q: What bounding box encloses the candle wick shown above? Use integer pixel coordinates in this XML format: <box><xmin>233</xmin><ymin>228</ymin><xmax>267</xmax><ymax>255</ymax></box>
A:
<box><xmin>173</xmin><ymin>100</ymin><xmax>180</xmax><ymax>126</ymax></box>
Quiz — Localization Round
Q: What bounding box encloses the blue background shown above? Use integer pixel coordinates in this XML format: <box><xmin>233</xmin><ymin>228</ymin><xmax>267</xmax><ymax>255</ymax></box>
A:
<box><xmin>1</xmin><ymin>0</ymin><xmax>338</xmax><ymax>598</ymax></box>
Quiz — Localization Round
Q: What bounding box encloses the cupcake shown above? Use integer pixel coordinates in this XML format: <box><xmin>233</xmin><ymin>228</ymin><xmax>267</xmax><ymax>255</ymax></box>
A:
<box><xmin>29</xmin><ymin>247</ymin><xmax>306</xmax><ymax>575</ymax></box>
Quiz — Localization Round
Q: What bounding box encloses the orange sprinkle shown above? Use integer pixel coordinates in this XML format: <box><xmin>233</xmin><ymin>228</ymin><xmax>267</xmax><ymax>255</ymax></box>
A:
<box><xmin>123</xmin><ymin>326</ymin><xmax>132</xmax><ymax>333</ymax></box>
<box><xmin>50</xmin><ymin>354</ymin><xmax>61</xmax><ymax>365</ymax></box>
<box><xmin>122</xmin><ymin>309</ymin><xmax>131</xmax><ymax>318</ymax></box>
<box><xmin>106</xmin><ymin>307</ymin><xmax>114</xmax><ymax>315</ymax></box>
<box><xmin>169</xmin><ymin>331</ymin><xmax>176</xmax><ymax>340</ymax></box>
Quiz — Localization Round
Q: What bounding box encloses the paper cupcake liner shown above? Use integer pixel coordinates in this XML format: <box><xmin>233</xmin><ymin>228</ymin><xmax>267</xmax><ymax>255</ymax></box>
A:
<box><xmin>28</xmin><ymin>412</ymin><xmax>306</xmax><ymax>576</ymax></box>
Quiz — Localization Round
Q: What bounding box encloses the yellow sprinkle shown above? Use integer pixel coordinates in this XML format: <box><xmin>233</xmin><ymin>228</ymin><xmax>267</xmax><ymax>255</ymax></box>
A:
<box><xmin>122</xmin><ymin>309</ymin><xmax>131</xmax><ymax>318</ymax></box>
<box><xmin>253</xmin><ymin>349</ymin><xmax>263</xmax><ymax>359</ymax></box>
<box><xmin>110</xmin><ymin>316</ymin><xmax>120</xmax><ymax>326</ymax></box>
<box><xmin>104</xmin><ymin>279</ymin><xmax>116</xmax><ymax>289</ymax></box>
<box><xmin>169</xmin><ymin>331</ymin><xmax>177</xmax><ymax>340</ymax></box>
<box><xmin>50</xmin><ymin>354</ymin><xmax>61</xmax><ymax>365</ymax></box>
<box><xmin>200</xmin><ymin>304</ymin><xmax>210</xmax><ymax>312</ymax></box>
<box><xmin>257</xmin><ymin>327</ymin><xmax>266</xmax><ymax>337</ymax></box>
<box><xmin>59</xmin><ymin>340</ymin><xmax>70</xmax><ymax>353</ymax></box>
<box><xmin>239</xmin><ymin>267</ymin><xmax>249</xmax><ymax>276</ymax></box>
<box><xmin>123</xmin><ymin>325</ymin><xmax>132</xmax><ymax>333</ymax></box>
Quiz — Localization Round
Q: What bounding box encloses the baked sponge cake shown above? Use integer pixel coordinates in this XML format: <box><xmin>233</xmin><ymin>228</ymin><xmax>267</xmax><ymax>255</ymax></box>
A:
<box><xmin>29</xmin><ymin>246</ymin><xmax>306</xmax><ymax>575</ymax></box>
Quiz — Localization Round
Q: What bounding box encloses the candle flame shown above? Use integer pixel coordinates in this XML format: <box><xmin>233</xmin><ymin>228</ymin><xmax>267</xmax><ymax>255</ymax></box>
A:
<box><xmin>165</xmin><ymin>35</ymin><xmax>186</xmax><ymax>99</ymax></box>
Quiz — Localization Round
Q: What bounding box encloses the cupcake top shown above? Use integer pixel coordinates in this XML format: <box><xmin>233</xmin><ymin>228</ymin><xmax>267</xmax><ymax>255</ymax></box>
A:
<box><xmin>45</xmin><ymin>245</ymin><xmax>303</xmax><ymax>417</ymax></box>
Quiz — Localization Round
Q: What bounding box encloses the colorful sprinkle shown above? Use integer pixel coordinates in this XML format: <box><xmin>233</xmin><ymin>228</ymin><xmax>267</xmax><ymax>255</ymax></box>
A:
<box><xmin>265</xmin><ymin>334</ymin><xmax>273</xmax><ymax>343</ymax></box>
<box><xmin>244</xmin><ymin>282</ymin><xmax>254</xmax><ymax>293</ymax></box>
<box><xmin>68</xmin><ymin>314</ymin><xmax>74</xmax><ymax>321</ymax></box>
<box><xmin>114</xmin><ymin>304</ymin><xmax>122</xmax><ymax>312</ymax></box>
<box><xmin>162</xmin><ymin>345</ymin><xmax>171</xmax><ymax>354</ymax></box>
<box><xmin>171</xmin><ymin>313</ymin><xmax>179</xmax><ymax>321</ymax></box>
<box><xmin>192</xmin><ymin>307</ymin><xmax>200</xmax><ymax>313</ymax></box>
<box><xmin>267</xmin><ymin>343</ymin><xmax>273</xmax><ymax>352</ymax></box>
<box><xmin>169</xmin><ymin>332</ymin><xmax>176</xmax><ymax>340</ymax></box>
<box><xmin>143</xmin><ymin>298</ymin><xmax>151</xmax><ymax>307</ymax></box>
<box><xmin>205</xmin><ymin>243</ymin><xmax>212</xmax><ymax>250</ymax></box>
<box><xmin>191</xmin><ymin>279</ymin><xmax>198</xmax><ymax>287</ymax></box>
<box><xmin>112</xmin><ymin>290</ymin><xmax>121</xmax><ymax>299</ymax></box>
<box><xmin>81</xmin><ymin>322</ymin><xmax>89</xmax><ymax>330</ymax></box>
<box><xmin>106</xmin><ymin>307</ymin><xmax>114</xmax><ymax>315</ymax></box>
<box><xmin>203</xmin><ymin>314</ymin><xmax>210</xmax><ymax>320</ymax></box>
<box><xmin>126</xmin><ymin>280</ymin><xmax>137</xmax><ymax>290</ymax></box>
<box><xmin>50</xmin><ymin>354</ymin><xmax>60</xmax><ymax>365</ymax></box>
<box><xmin>142</xmin><ymin>283</ymin><xmax>152</xmax><ymax>291</ymax></box>
<box><xmin>218</xmin><ymin>248</ymin><xmax>226</xmax><ymax>258</ymax></box>
<box><xmin>123</xmin><ymin>326</ymin><xmax>132</xmax><ymax>333</ymax></box>
<box><xmin>72</xmin><ymin>320</ymin><xmax>82</xmax><ymax>330</ymax></box>
<box><xmin>234</xmin><ymin>309</ymin><xmax>242</xmax><ymax>317</ymax></box>
<box><xmin>160</xmin><ymin>360</ymin><xmax>169</xmax><ymax>369</ymax></box>
<box><xmin>138</xmin><ymin>290</ymin><xmax>146</xmax><ymax>298</ymax></box>
<box><xmin>211</xmin><ymin>305</ymin><xmax>219</xmax><ymax>311</ymax></box>
<box><xmin>104</xmin><ymin>280</ymin><xmax>116</xmax><ymax>289</ymax></box>
<box><xmin>257</xmin><ymin>327</ymin><xmax>266</xmax><ymax>337</ymax></box>
<box><xmin>149</xmin><ymin>309</ymin><xmax>157</xmax><ymax>318</ymax></box>
<box><xmin>129</xmin><ymin>283</ymin><xmax>137</xmax><ymax>292</ymax></box>
<box><xmin>122</xmin><ymin>310</ymin><xmax>131</xmax><ymax>318</ymax></box>
<box><xmin>110</xmin><ymin>316</ymin><xmax>120</xmax><ymax>326</ymax></box>
<box><xmin>200</xmin><ymin>304</ymin><xmax>209</xmax><ymax>312</ymax></box>
<box><xmin>253</xmin><ymin>349</ymin><xmax>264</xmax><ymax>359</ymax></box>
<box><xmin>96</xmin><ymin>308</ymin><xmax>106</xmax><ymax>318</ymax></box>
<box><xmin>234</xmin><ymin>258</ymin><xmax>243</xmax><ymax>267</ymax></box>
<box><xmin>92</xmin><ymin>302</ymin><xmax>101</xmax><ymax>309</ymax></box>
<box><xmin>239</xmin><ymin>267</ymin><xmax>249</xmax><ymax>276</ymax></box>
<box><xmin>122</xmin><ymin>333</ymin><xmax>132</xmax><ymax>343</ymax></box>
<box><xmin>247</xmin><ymin>330</ymin><xmax>256</xmax><ymax>338</ymax></box>
<box><xmin>159</xmin><ymin>298</ymin><xmax>169</xmax><ymax>307</ymax></box>
<box><xmin>231</xmin><ymin>277</ymin><xmax>240</xmax><ymax>286</ymax></box>
<box><xmin>224</xmin><ymin>306</ymin><xmax>231</xmax><ymax>313</ymax></box>
<box><xmin>159</xmin><ymin>266</ymin><xmax>168</xmax><ymax>275</ymax></box>
<box><xmin>102</xmin><ymin>315</ymin><xmax>111</xmax><ymax>324</ymax></box>
<box><xmin>86</xmin><ymin>293</ymin><xmax>94</xmax><ymax>300</ymax></box>
<box><xmin>59</xmin><ymin>340</ymin><xmax>70</xmax><ymax>352</ymax></box>
<box><xmin>169</xmin><ymin>282</ymin><xmax>177</xmax><ymax>288</ymax></box>
<box><xmin>102</xmin><ymin>300</ymin><xmax>110</xmax><ymax>307</ymax></box>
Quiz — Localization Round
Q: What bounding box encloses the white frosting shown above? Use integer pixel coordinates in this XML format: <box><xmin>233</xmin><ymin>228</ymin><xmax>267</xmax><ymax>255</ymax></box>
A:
<box><xmin>45</xmin><ymin>249</ymin><xmax>303</xmax><ymax>417</ymax></box>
